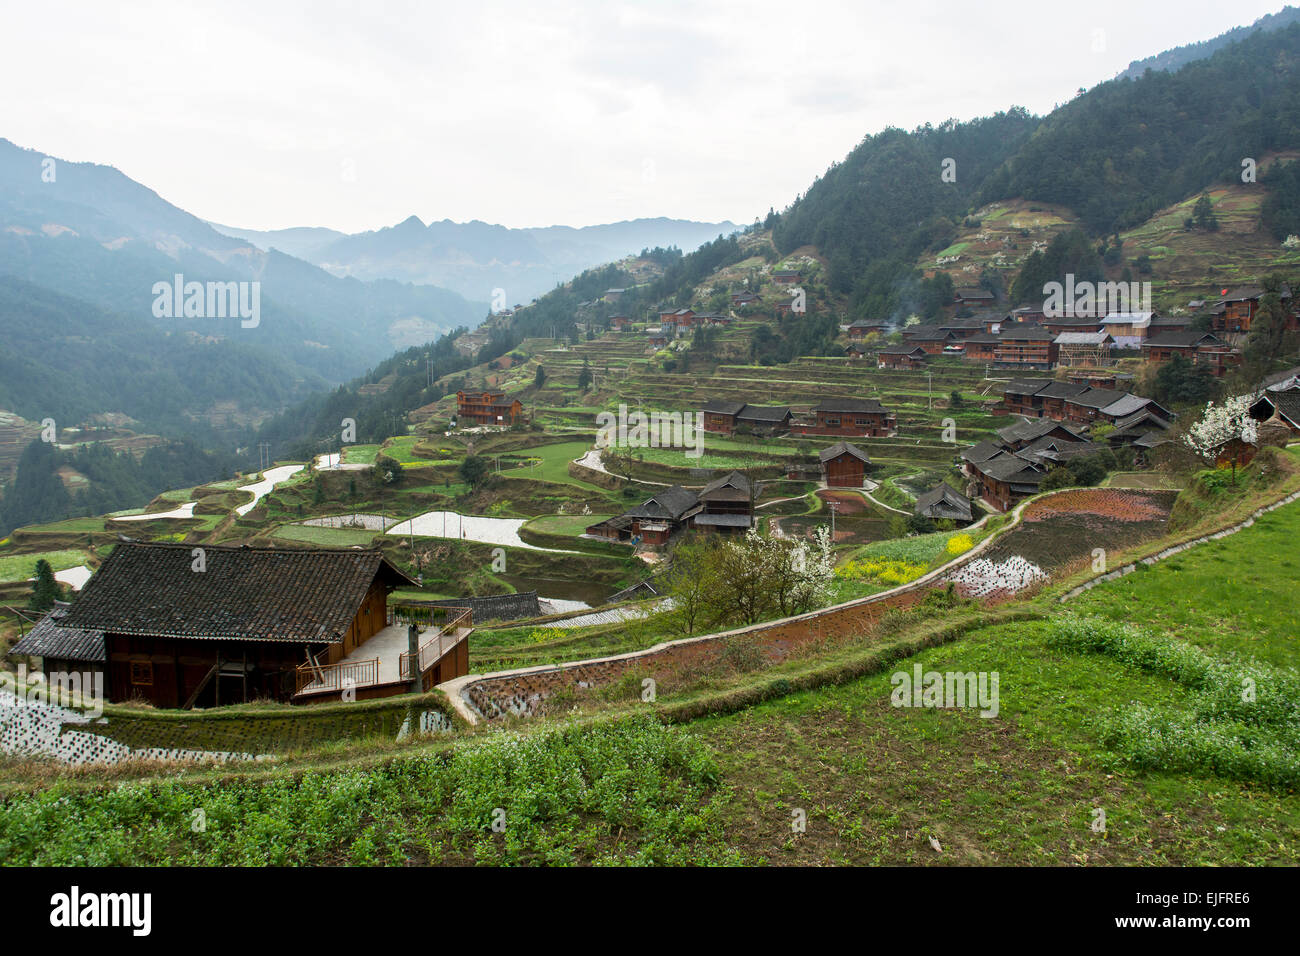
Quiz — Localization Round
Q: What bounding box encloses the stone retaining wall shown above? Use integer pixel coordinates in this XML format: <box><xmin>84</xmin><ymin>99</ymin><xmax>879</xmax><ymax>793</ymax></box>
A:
<box><xmin>440</xmin><ymin>494</ymin><xmax>1031</xmax><ymax>725</ymax></box>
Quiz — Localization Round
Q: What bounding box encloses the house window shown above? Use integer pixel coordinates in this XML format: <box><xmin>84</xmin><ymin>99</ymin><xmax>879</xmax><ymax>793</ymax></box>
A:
<box><xmin>130</xmin><ymin>661</ymin><xmax>153</xmax><ymax>686</ymax></box>
<box><xmin>826</xmin><ymin>417</ymin><xmax>840</xmax><ymax>426</ymax></box>
<box><xmin>855</xmin><ymin>417</ymin><xmax>870</xmax><ymax>425</ymax></box>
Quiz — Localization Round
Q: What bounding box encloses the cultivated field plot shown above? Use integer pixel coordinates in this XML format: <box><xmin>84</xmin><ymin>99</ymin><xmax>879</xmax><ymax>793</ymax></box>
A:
<box><xmin>972</xmin><ymin>490</ymin><xmax>1177</xmax><ymax>590</ymax></box>
<box><xmin>0</xmin><ymin>549</ymin><xmax>89</xmax><ymax>583</ymax></box>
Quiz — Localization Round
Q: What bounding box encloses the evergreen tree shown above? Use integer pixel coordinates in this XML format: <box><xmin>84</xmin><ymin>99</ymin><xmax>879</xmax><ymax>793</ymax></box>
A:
<box><xmin>29</xmin><ymin>559</ymin><xmax>61</xmax><ymax>612</ymax></box>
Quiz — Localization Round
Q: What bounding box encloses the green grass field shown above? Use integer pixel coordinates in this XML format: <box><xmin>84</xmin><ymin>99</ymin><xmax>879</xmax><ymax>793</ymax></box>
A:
<box><xmin>1067</xmin><ymin>498</ymin><xmax>1300</xmax><ymax>666</ymax></box>
<box><xmin>0</xmin><ymin>549</ymin><xmax>89</xmax><ymax>583</ymax></box>
<box><xmin>271</xmin><ymin>525</ymin><xmax>380</xmax><ymax>547</ymax></box>
<box><xmin>499</xmin><ymin>441</ymin><xmax>601</xmax><ymax>487</ymax></box>
<box><xmin>525</xmin><ymin>514</ymin><xmax>612</xmax><ymax>536</ymax></box>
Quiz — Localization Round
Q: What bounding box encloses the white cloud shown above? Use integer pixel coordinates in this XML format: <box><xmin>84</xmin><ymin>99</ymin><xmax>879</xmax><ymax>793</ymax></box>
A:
<box><xmin>0</xmin><ymin>0</ymin><xmax>1285</xmax><ymax>231</ymax></box>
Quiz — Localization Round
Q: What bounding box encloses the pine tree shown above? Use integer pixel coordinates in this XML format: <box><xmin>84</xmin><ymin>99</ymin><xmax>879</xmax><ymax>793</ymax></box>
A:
<box><xmin>29</xmin><ymin>559</ymin><xmax>61</xmax><ymax>611</ymax></box>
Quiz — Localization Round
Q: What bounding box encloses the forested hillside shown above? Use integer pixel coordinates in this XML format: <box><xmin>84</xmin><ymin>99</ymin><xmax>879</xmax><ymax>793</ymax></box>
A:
<box><xmin>0</xmin><ymin>277</ymin><xmax>318</xmax><ymax>440</ymax></box>
<box><xmin>0</xmin><ymin>436</ymin><xmax>234</xmax><ymax>536</ymax></box>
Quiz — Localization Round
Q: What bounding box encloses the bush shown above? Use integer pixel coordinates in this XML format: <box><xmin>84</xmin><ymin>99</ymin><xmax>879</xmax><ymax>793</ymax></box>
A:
<box><xmin>1048</xmin><ymin>615</ymin><xmax>1300</xmax><ymax>788</ymax></box>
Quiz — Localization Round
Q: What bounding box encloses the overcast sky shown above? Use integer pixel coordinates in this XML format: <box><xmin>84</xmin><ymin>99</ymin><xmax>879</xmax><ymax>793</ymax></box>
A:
<box><xmin>0</xmin><ymin>0</ymin><xmax>1289</xmax><ymax>232</ymax></box>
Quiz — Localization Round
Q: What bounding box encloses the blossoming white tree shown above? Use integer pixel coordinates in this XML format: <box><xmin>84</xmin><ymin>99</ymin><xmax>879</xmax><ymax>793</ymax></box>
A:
<box><xmin>1182</xmin><ymin>395</ymin><xmax>1259</xmax><ymax>481</ymax></box>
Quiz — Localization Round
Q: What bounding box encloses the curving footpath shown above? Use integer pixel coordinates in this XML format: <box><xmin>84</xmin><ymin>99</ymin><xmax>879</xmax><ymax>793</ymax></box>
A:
<box><xmin>437</xmin><ymin>487</ymin><xmax>1053</xmax><ymax>725</ymax></box>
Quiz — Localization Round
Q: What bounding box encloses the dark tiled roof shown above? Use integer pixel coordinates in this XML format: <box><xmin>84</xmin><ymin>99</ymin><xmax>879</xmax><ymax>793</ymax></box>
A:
<box><xmin>1252</xmin><ymin>389</ymin><xmax>1300</xmax><ymax>427</ymax></box>
<box><xmin>701</xmin><ymin>399</ymin><xmax>747</xmax><ymax>416</ymax></box>
<box><xmin>905</xmin><ymin>329</ymin><xmax>952</xmax><ymax>342</ymax></box>
<box><xmin>1142</xmin><ymin>331</ymin><xmax>1226</xmax><ymax>348</ymax></box>
<box><xmin>877</xmin><ymin>344</ymin><xmax>927</xmax><ymax>355</ymax></box>
<box><xmin>59</xmin><ymin>543</ymin><xmax>414</xmax><ymax>644</ymax></box>
<box><xmin>736</xmin><ymin>405</ymin><xmax>793</xmax><ymax>423</ymax></box>
<box><xmin>428</xmin><ymin>592</ymin><xmax>539</xmax><ymax>623</ymax></box>
<box><xmin>1100</xmin><ymin>394</ymin><xmax>1170</xmax><ymax>420</ymax></box>
<box><xmin>1044</xmin><ymin>315</ymin><xmax>1103</xmax><ymax>327</ymax></box>
<box><xmin>999</xmin><ymin>324</ymin><xmax>1053</xmax><ymax>341</ymax></box>
<box><xmin>997</xmin><ymin>418</ymin><xmax>1083</xmax><ymax>445</ymax></box>
<box><xmin>693</xmin><ymin>513</ymin><xmax>753</xmax><ymax>527</ymax></box>
<box><xmin>818</xmin><ymin>441</ymin><xmax>870</xmax><ymax>464</ymax></box>
<box><xmin>1110</xmin><ymin>409</ymin><xmax>1172</xmax><ymax>436</ymax></box>
<box><xmin>975</xmin><ymin>452</ymin><xmax>1043</xmax><ymax>484</ymax></box>
<box><xmin>1003</xmin><ymin>379</ymin><xmax>1053</xmax><ymax>396</ymax></box>
<box><xmin>9</xmin><ymin>603</ymin><xmax>105</xmax><ymax>663</ymax></box>
<box><xmin>1036</xmin><ymin>381</ymin><xmax>1091</xmax><ymax>399</ymax></box>
<box><xmin>625</xmin><ymin>486</ymin><xmax>701</xmax><ymax>522</ymax></box>
<box><xmin>699</xmin><ymin>470</ymin><xmax>752</xmax><ymax>498</ymax></box>
<box><xmin>914</xmin><ymin>484</ymin><xmax>972</xmax><ymax>521</ymax></box>
<box><xmin>960</xmin><ymin>440</ymin><xmax>1004</xmax><ymax>463</ymax></box>
<box><xmin>1068</xmin><ymin>387</ymin><xmax>1128</xmax><ymax>410</ymax></box>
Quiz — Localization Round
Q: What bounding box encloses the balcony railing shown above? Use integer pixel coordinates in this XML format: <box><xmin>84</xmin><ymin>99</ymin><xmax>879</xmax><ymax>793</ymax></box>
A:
<box><xmin>397</xmin><ymin>605</ymin><xmax>472</xmax><ymax>682</ymax></box>
<box><xmin>294</xmin><ymin>656</ymin><xmax>380</xmax><ymax>695</ymax></box>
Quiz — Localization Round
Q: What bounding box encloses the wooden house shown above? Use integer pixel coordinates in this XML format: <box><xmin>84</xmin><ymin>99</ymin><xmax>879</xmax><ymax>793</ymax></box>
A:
<box><xmin>901</xmin><ymin>326</ymin><xmax>954</xmax><ymax>353</ymax></box>
<box><xmin>847</xmin><ymin>320</ymin><xmax>888</xmax><ymax>339</ymax></box>
<box><xmin>1001</xmin><ymin>380</ymin><xmax>1054</xmax><ymax>417</ymax></box>
<box><xmin>798</xmin><ymin>398</ymin><xmax>896</xmax><ymax>438</ymax></box>
<box><xmin>1093</xmin><ymin>393</ymin><xmax>1173</xmax><ymax>427</ymax></box>
<box><xmin>610</xmin><ymin>314</ymin><xmax>632</xmax><ymax>331</ymax></box>
<box><xmin>1100</xmin><ymin>312</ymin><xmax>1155</xmax><ymax>348</ymax></box>
<box><xmin>8</xmin><ymin>601</ymin><xmax>105</xmax><ymax>684</ymax></box>
<box><xmin>456</xmin><ymin>390</ymin><xmax>524</xmax><ymax>426</ymax></box>
<box><xmin>1060</xmin><ymin>387</ymin><xmax>1128</xmax><ymax>426</ymax></box>
<box><xmin>954</xmin><ymin>287</ymin><xmax>995</xmax><ymax>308</ymax></box>
<box><xmin>48</xmin><ymin>543</ymin><xmax>463</xmax><ymax>708</ymax></box>
<box><xmin>1141</xmin><ymin>331</ymin><xmax>1239</xmax><ymax>377</ymax></box>
<box><xmin>1041</xmin><ymin>315</ymin><xmax>1102</xmax><ymax>335</ymax></box>
<box><xmin>621</xmin><ymin>486</ymin><xmax>701</xmax><ymax>547</ymax></box>
<box><xmin>961</xmin><ymin>332</ymin><xmax>1000</xmax><ymax>363</ymax></box>
<box><xmin>844</xmin><ymin>343</ymin><xmax>867</xmax><ymax>359</ymax></box>
<box><xmin>659</xmin><ymin>308</ymin><xmax>697</xmax><ymax>329</ymax></box>
<box><xmin>819</xmin><ymin>441</ymin><xmax>870</xmax><ymax>488</ymax></box>
<box><xmin>1007</xmin><ymin>307</ymin><xmax>1045</xmax><ymax>325</ymax></box>
<box><xmin>1249</xmin><ymin>385</ymin><xmax>1300</xmax><ymax>435</ymax></box>
<box><xmin>693</xmin><ymin>471</ymin><xmax>754</xmax><ymax>533</ymax></box>
<box><xmin>771</xmin><ymin>269</ymin><xmax>802</xmax><ymax>285</ymax></box>
<box><xmin>994</xmin><ymin>325</ymin><xmax>1055</xmax><ymax>370</ymax></box>
<box><xmin>731</xmin><ymin>290</ymin><xmax>759</xmax><ymax>308</ymax></box>
<box><xmin>967</xmin><ymin>452</ymin><xmax>1045</xmax><ymax>513</ymax></box>
<box><xmin>995</xmin><ymin>417</ymin><xmax>1088</xmax><ymax>452</ymax></box>
<box><xmin>1034</xmin><ymin>381</ymin><xmax>1091</xmax><ymax>421</ymax></box>
<box><xmin>700</xmin><ymin>399</ymin><xmax>747</xmax><ymax>434</ymax></box>
<box><xmin>1212</xmin><ymin>287</ymin><xmax>1289</xmax><ymax>334</ymax></box>
<box><xmin>913</xmin><ymin>484</ymin><xmax>973</xmax><ymax>524</ymax></box>
<box><xmin>734</xmin><ymin>405</ymin><xmax>794</xmax><ymax>434</ymax></box>
<box><xmin>877</xmin><ymin>344</ymin><xmax>929</xmax><ymax>369</ymax></box>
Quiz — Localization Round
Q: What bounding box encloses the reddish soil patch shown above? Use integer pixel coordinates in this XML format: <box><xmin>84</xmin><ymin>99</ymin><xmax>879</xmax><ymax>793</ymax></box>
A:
<box><xmin>982</xmin><ymin>490</ymin><xmax>1177</xmax><ymax>575</ymax></box>
<box><xmin>816</xmin><ymin>490</ymin><xmax>869</xmax><ymax>515</ymax></box>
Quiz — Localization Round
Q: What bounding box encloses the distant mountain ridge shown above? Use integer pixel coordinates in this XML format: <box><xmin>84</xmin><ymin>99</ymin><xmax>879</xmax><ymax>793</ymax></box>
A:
<box><xmin>1117</xmin><ymin>6</ymin><xmax>1300</xmax><ymax>79</ymax></box>
<box><xmin>213</xmin><ymin>214</ymin><xmax>740</xmax><ymax>304</ymax></box>
<box><xmin>0</xmin><ymin>137</ymin><xmax>486</xmax><ymax>384</ymax></box>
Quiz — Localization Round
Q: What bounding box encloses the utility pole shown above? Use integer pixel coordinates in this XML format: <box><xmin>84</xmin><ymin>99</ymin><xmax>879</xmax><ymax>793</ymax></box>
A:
<box><xmin>927</xmin><ymin>371</ymin><xmax>933</xmax><ymax>412</ymax></box>
<box><xmin>829</xmin><ymin>501</ymin><xmax>840</xmax><ymax>541</ymax></box>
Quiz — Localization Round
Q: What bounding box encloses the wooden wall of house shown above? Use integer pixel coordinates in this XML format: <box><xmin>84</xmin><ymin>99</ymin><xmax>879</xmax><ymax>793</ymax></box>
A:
<box><xmin>329</xmin><ymin>580</ymin><xmax>388</xmax><ymax>663</ymax></box>
<box><xmin>824</xmin><ymin>456</ymin><xmax>864</xmax><ymax>487</ymax></box>
<box><xmin>104</xmin><ymin>634</ymin><xmax>315</xmax><ymax>707</ymax></box>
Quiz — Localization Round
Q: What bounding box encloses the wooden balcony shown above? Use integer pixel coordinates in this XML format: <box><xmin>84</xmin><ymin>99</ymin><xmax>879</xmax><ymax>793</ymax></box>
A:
<box><xmin>293</xmin><ymin>604</ymin><xmax>473</xmax><ymax>701</ymax></box>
